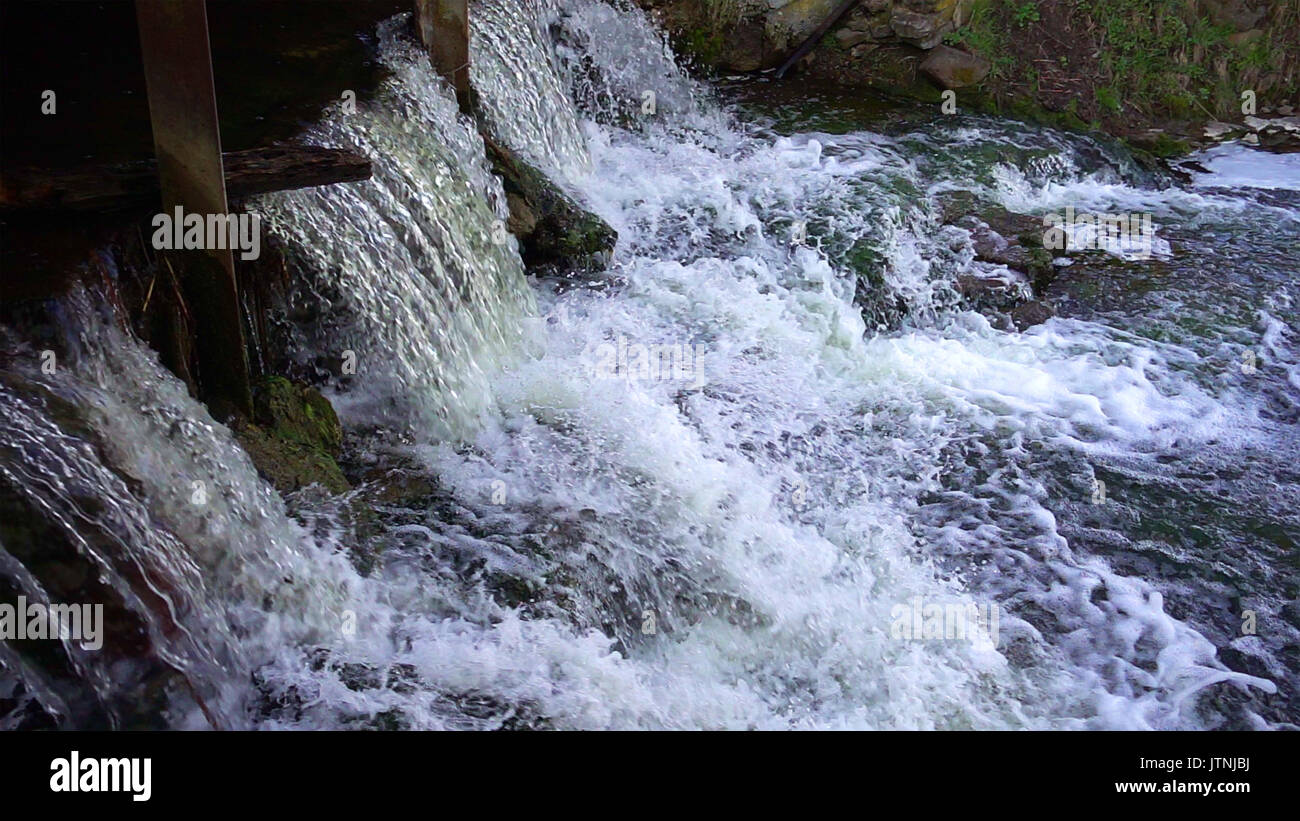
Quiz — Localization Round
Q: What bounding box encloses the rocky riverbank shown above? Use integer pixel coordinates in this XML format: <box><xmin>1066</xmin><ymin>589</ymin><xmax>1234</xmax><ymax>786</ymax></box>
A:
<box><xmin>634</xmin><ymin>0</ymin><xmax>1300</xmax><ymax>154</ymax></box>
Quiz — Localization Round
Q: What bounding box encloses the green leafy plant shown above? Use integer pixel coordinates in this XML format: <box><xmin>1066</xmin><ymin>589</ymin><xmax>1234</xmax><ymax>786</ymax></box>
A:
<box><xmin>1011</xmin><ymin>1</ymin><xmax>1040</xmax><ymax>27</ymax></box>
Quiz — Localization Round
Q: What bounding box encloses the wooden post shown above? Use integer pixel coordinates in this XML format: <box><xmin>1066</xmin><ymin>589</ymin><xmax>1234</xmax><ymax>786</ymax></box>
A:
<box><xmin>135</xmin><ymin>0</ymin><xmax>252</xmax><ymax>420</ymax></box>
<box><xmin>414</xmin><ymin>0</ymin><xmax>471</xmax><ymax>113</ymax></box>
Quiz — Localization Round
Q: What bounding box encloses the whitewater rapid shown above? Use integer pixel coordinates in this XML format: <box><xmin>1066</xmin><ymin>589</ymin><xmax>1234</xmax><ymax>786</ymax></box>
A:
<box><xmin>3</xmin><ymin>0</ymin><xmax>1296</xmax><ymax>730</ymax></box>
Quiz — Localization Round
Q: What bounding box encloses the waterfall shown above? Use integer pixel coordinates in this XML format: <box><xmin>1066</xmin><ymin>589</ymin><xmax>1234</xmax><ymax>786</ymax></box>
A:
<box><xmin>2</xmin><ymin>0</ymin><xmax>1294</xmax><ymax>730</ymax></box>
<box><xmin>257</xmin><ymin>17</ymin><xmax>536</xmax><ymax>439</ymax></box>
<box><xmin>0</xmin><ymin>289</ymin><xmax>359</xmax><ymax>729</ymax></box>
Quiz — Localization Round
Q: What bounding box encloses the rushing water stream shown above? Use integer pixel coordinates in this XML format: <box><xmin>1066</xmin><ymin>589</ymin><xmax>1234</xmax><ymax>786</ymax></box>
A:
<box><xmin>2</xmin><ymin>0</ymin><xmax>1297</xmax><ymax>730</ymax></box>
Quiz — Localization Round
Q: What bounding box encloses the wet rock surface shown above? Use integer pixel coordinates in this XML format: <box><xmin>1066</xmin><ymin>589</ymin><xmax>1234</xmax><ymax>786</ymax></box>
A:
<box><xmin>234</xmin><ymin>376</ymin><xmax>348</xmax><ymax>494</ymax></box>
<box><xmin>920</xmin><ymin>44</ymin><xmax>990</xmax><ymax>89</ymax></box>
<box><xmin>936</xmin><ymin>191</ymin><xmax>1057</xmax><ymax>329</ymax></box>
<box><xmin>482</xmin><ymin>135</ymin><xmax>617</xmax><ymax>280</ymax></box>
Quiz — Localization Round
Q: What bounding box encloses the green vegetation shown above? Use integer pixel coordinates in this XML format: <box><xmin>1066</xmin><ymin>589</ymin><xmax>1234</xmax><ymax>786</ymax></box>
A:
<box><xmin>1010</xmin><ymin>1</ymin><xmax>1040</xmax><ymax>27</ymax></box>
<box><xmin>945</xmin><ymin>0</ymin><xmax>1014</xmax><ymax>78</ymax></box>
<box><xmin>943</xmin><ymin>0</ymin><xmax>1300</xmax><ymax>131</ymax></box>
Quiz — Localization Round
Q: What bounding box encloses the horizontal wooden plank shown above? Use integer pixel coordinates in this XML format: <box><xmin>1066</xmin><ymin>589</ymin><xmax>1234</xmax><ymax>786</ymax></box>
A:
<box><xmin>1</xmin><ymin>146</ymin><xmax>372</xmax><ymax>213</ymax></box>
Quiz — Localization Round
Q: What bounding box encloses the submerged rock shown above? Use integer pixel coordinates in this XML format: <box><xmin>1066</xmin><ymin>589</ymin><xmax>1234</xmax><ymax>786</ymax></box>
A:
<box><xmin>1010</xmin><ymin>299</ymin><xmax>1056</xmax><ymax>330</ymax></box>
<box><xmin>937</xmin><ymin>190</ymin><xmax>1059</xmax><ymax>329</ymax></box>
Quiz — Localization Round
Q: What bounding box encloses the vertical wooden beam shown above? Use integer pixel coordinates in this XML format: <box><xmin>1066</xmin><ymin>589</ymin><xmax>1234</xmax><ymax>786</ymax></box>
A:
<box><xmin>135</xmin><ymin>0</ymin><xmax>252</xmax><ymax>420</ymax></box>
<box><xmin>414</xmin><ymin>0</ymin><xmax>471</xmax><ymax>113</ymax></box>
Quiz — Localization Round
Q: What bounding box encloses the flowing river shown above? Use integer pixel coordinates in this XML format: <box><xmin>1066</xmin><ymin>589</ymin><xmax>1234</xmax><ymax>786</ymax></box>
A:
<box><xmin>1</xmin><ymin>0</ymin><xmax>1296</xmax><ymax>730</ymax></box>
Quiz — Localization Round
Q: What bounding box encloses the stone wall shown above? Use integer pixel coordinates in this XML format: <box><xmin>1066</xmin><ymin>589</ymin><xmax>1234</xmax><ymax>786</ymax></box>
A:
<box><xmin>637</xmin><ymin>0</ymin><xmax>974</xmax><ymax>73</ymax></box>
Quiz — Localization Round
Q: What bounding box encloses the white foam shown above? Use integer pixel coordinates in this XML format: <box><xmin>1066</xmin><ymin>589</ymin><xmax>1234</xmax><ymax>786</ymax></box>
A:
<box><xmin>1190</xmin><ymin>142</ymin><xmax>1300</xmax><ymax>191</ymax></box>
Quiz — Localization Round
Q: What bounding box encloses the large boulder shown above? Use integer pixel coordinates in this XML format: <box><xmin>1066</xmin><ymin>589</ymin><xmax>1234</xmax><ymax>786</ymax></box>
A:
<box><xmin>920</xmin><ymin>44</ymin><xmax>991</xmax><ymax>88</ymax></box>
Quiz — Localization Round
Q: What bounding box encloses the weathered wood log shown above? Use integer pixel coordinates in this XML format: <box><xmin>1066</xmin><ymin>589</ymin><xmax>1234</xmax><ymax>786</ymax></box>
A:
<box><xmin>0</xmin><ymin>147</ymin><xmax>373</xmax><ymax>213</ymax></box>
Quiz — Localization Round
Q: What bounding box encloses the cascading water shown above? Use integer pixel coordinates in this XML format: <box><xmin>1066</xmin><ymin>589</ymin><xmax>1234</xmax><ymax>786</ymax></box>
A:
<box><xmin>0</xmin><ymin>289</ymin><xmax>360</xmax><ymax>729</ymax></box>
<box><xmin>257</xmin><ymin>17</ymin><xmax>536</xmax><ymax>438</ymax></box>
<box><xmin>1</xmin><ymin>0</ymin><xmax>1296</xmax><ymax>730</ymax></box>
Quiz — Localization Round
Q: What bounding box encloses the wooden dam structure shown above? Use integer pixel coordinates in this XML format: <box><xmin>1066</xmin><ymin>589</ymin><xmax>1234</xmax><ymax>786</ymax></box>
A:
<box><xmin>0</xmin><ymin>0</ymin><xmax>474</xmax><ymax>419</ymax></box>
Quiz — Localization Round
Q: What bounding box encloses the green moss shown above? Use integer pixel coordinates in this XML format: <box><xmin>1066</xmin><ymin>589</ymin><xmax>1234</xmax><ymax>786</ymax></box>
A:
<box><xmin>1147</xmin><ymin>132</ymin><xmax>1190</xmax><ymax>158</ymax></box>
<box><xmin>486</xmin><ymin>138</ymin><xmax>617</xmax><ymax>275</ymax></box>
<box><xmin>235</xmin><ymin>377</ymin><xmax>348</xmax><ymax>495</ymax></box>
<box><xmin>681</xmin><ymin>27</ymin><xmax>726</xmax><ymax>64</ymax></box>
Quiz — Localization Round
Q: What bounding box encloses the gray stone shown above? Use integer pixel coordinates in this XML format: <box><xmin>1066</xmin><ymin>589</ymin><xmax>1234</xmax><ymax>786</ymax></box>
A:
<box><xmin>1203</xmin><ymin>120</ymin><xmax>1241</xmax><ymax>139</ymax></box>
<box><xmin>1011</xmin><ymin>300</ymin><xmax>1056</xmax><ymax>330</ymax></box>
<box><xmin>890</xmin><ymin>8</ymin><xmax>953</xmax><ymax>49</ymax></box>
<box><xmin>920</xmin><ymin>44</ymin><xmax>991</xmax><ymax>88</ymax></box>
<box><xmin>835</xmin><ymin>27</ymin><xmax>873</xmax><ymax>47</ymax></box>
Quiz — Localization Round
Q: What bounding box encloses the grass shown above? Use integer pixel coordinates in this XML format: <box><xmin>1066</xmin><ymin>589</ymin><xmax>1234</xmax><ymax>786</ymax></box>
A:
<box><xmin>943</xmin><ymin>0</ymin><xmax>1300</xmax><ymax>134</ymax></box>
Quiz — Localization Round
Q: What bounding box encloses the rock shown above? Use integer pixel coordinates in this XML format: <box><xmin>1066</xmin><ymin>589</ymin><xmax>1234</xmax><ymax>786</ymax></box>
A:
<box><xmin>1228</xmin><ymin>28</ymin><xmax>1265</xmax><ymax>46</ymax></box>
<box><xmin>253</xmin><ymin>376</ymin><xmax>342</xmax><ymax>453</ymax></box>
<box><xmin>957</xmin><ymin>268</ymin><xmax>1029</xmax><ymax>312</ymax></box>
<box><xmin>936</xmin><ymin>191</ymin><xmax>1042</xmax><ymax>239</ymax></box>
<box><xmin>482</xmin><ymin>134</ymin><xmax>617</xmax><ymax>277</ymax></box>
<box><xmin>1243</xmin><ymin>115</ymin><xmax>1269</xmax><ymax>131</ymax></box>
<box><xmin>1203</xmin><ymin>120</ymin><xmax>1241</xmax><ymax>139</ymax></box>
<box><xmin>1202</xmin><ymin>0</ymin><xmax>1267</xmax><ymax>31</ymax></box>
<box><xmin>765</xmin><ymin>0</ymin><xmax>842</xmax><ymax>54</ymax></box>
<box><xmin>234</xmin><ymin>376</ymin><xmax>349</xmax><ymax>494</ymax></box>
<box><xmin>717</xmin><ymin>18</ymin><xmax>769</xmax><ymax>71</ymax></box>
<box><xmin>1256</xmin><ymin>125</ymin><xmax>1300</xmax><ymax>152</ymax></box>
<box><xmin>864</xmin><ymin>10</ymin><xmax>896</xmax><ymax>40</ymax></box>
<box><xmin>961</xmin><ymin>218</ymin><xmax>1044</xmax><ymax>270</ymax></box>
<box><xmin>937</xmin><ymin>191</ymin><xmax>1059</xmax><ymax>323</ymax></box>
<box><xmin>920</xmin><ymin>45</ymin><xmax>991</xmax><ymax>89</ymax></box>
<box><xmin>1282</xmin><ymin>599</ymin><xmax>1300</xmax><ymax>630</ymax></box>
<box><xmin>505</xmin><ymin>192</ymin><xmax>538</xmax><ymax>237</ymax></box>
<box><xmin>1219</xmin><ymin>638</ymin><xmax>1278</xmax><ymax>681</ymax></box>
<box><xmin>834</xmin><ymin>27</ymin><xmax>872</xmax><ymax>48</ymax></box>
<box><xmin>1126</xmin><ymin>129</ymin><xmax>1189</xmax><ymax>158</ymax></box>
<box><xmin>1011</xmin><ymin>299</ymin><xmax>1055</xmax><ymax>330</ymax></box>
<box><xmin>890</xmin><ymin>5</ymin><xmax>956</xmax><ymax>49</ymax></box>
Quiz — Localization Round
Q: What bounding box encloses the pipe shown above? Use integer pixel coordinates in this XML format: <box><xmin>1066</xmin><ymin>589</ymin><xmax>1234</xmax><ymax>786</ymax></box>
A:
<box><xmin>774</xmin><ymin>0</ymin><xmax>863</xmax><ymax>80</ymax></box>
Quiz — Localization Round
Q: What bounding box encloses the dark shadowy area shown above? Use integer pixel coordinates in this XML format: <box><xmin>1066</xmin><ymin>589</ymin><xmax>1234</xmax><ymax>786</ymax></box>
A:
<box><xmin>1</xmin><ymin>0</ymin><xmax>405</xmax><ymax>301</ymax></box>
